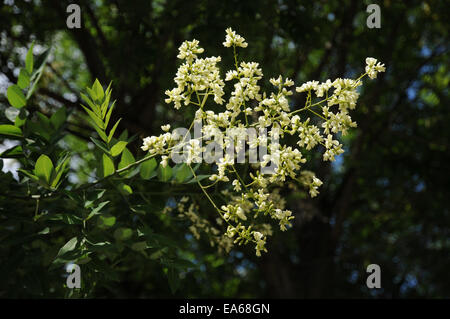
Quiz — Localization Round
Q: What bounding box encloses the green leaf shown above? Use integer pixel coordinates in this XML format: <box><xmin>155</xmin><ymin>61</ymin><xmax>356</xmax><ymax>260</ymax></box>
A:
<box><xmin>140</xmin><ymin>158</ymin><xmax>157</xmax><ymax>179</ymax></box>
<box><xmin>167</xmin><ymin>266</ymin><xmax>180</xmax><ymax>294</ymax></box>
<box><xmin>27</xmin><ymin>119</ymin><xmax>50</xmax><ymax>141</ymax></box>
<box><xmin>102</xmin><ymin>154</ymin><xmax>115</xmax><ymax>177</ymax></box>
<box><xmin>25</xmin><ymin>43</ymin><xmax>34</xmax><ymax>74</ymax></box>
<box><xmin>77</xmin><ymin>255</ymin><xmax>92</xmax><ymax>265</ymax></box>
<box><xmin>91</xmin><ymin>121</ymin><xmax>109</xmax><ymax>142</ymax></box>
<box><xmin>50</xmin><ymin>107</ymin><xmax>67</xmax><ymax>130</ymax></box>
<box><xmin>80</xmin><ymin>93</ymin><xmax>99</xmax><ymax>113</ymax></box>
<box><xmin>50</xmin><ymin>155</ymin><xmax>70</xmax><ymax>188</ymax></box>
<box><xmin>150</xmin><ymin>247</ymin><xmax>168</xmax><ymax>260</ymax></box>
<box><xmin>0</xmin><ymin>145</ymin><xmax>23</xmax><ymax>158</ymax></box>
<box><xmin>90</xmin><ymin>137</ymin><xmax>110</xmax><ymax>154</ymax></box>
<box><xmin>110</xmin><ymin>141</ymin><xmax>128</xmax><ymax>157</ymax></box>
<box><xmin>118</xmin><ymin>129</ymin><xmax>128</xmax><ymax>141</ymax></box>
<box><xmin>114</xmin><ymin>228</ymin><xmax>133</xmax><ymax>241</ymax></box>
<box><xmin>38</xmin><ymin>227</ymin><xmax>50</xmax><ymax>235</ymax></box>
<box><xmin>97</xmin><ymin>214</ymin><xmax>116</xmax><ymax>227</ymax></box>
<box><xmin>17</xmin><ymin>69</ymin><xmax>31</xmax><ymax>89</ymax></box>
<box><xmin>36</xmin><ymin>112</ymin><xmax>52</xmax><ymax>132</ymax></box>
<box><xmin>18</xmin><ymin>169</ymin><xmax>38</xmax><ymax>181</ymax></box>
<box><xmin>175</xmin><ymin>164</ymin><xmax>192</xmax><ymax>183</ymax></box>
<box><xmin>118</xmin><ymin>183</ymin><xmax>133</xmax><ymax>195</ymax></box>
<box><xmin>86</xmin><ymin>241</ymin><xmax>111</xmax><ymax>254</ymax></box>
<box><xmin>26</xmin><ymin>47</ymin><xmax>50</xmax><ymax>99</ymax></box>
<box><xmin>14</xmin><ymin>108</ymin><xmax>28</xmax><ymax>127</ymax></box>
<box><xmin>96</xmin><ymin>189</ymin><xmax>106</xmax><ymax>200</ymax></box>
<box><xmin>34</xmin><ymin>154</ymin><xmax>54</xmax><ymax>184</ymax></box>
<box><xmin>0</xmin><ymin>124</ymin><xmax>22</xmax><ymax>137</ymax></box>
<box><xmin>118</xmin><ymin>147</ymin><xmax>135</xmax><ymax>171</ymax></box>
<box><xmin>92</xmin><ymin>79</ymin><xmax>104</xmax><ymax>101</ymax></box>
<box><xmin>158</xmin><ymin>165</ymin><xmax>172</xmax><ymax>182</ymax></box>
<box><xmin>100</xmin><ymin>87</ymin><xmax>111</xmax><ymax>118</ymax></box>
<box><xmin>107</xmin><ymin>118</ymin><xmax>121</xmax><ymax>143</ymax></box>
<box><xmin>7</xmin><ymin>85</ymin><xmax>26</xmax><ymax>108</ymax></box>
<box><xmin>104</xmin><ymin>101</ymin><xmax>116</xmax><ymax>128</ymax></box>
<box><xmin>81</xmin><ymin>104</ymin><xmax>105</xmax><ymax>130</ymax></box>
<box><xmin>85</xmin><ymin>201</ymin><xmax>110</xmax><ymax>221</ymax></box>
<box><xmin>53</xmin><ymin>213</ymin><xmax>82</xmax><ymax>225</ymax></box>
<box><xmin>131</xmin><ymin>241</ymin><xmax>148</xmax><ymax>252</ymax></box>
<box><xmin>56</xmin><ymin>237</ymin><xmax>77</xmax><ymax>258</ymax></box>
<box><xmin>86</xmin><ymin>87</ymin><xmax>98</xmax><ymax>102</ymax></box>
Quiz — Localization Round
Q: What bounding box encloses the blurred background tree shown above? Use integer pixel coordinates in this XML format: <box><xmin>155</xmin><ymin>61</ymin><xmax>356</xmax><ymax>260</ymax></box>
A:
<box><xmin>0</xmin><ymin>0</ymin><xmax>448</xmax><ymax>298</ymax></box>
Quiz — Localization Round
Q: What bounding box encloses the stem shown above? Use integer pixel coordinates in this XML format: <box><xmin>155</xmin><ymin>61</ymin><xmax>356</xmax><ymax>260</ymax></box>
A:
<box><xmin>188</xmin><ymin>164</ymin><xmax>233</xmax><ymax>227</ymax></box>
<box><xmin>231</xmin><ymin>165</ymin><xmax>248</xmax><ymax>191</ymax></box>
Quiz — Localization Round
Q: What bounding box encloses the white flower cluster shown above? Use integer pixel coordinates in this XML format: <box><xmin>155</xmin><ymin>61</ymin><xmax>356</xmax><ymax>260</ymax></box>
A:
<box><xmin>365</xmin><ymin>57</ymin><xmax>386</xmax><ymax>79</ymax></box>
<box><xmin>141</xmin><ymin>132</ymin><xmax>173</xmax><ymax>154</ymax></box>
<box><xmin>165</xmin><ymin>40</ymin><xmax>225</xmax><ymax>108</ymax></box>
<box><xmin>167</xmin><ymin>197</ymin><xmax>234</xmax><ymax>254</ymax></box>
<box><xmin>223</xmin><ymin>27</ymin><xmax>248</xmax><ymax>48</ymax></box>
<box><xmin>141</xmin><ymin>28</ymin><xmax>385</xmax><ymax>257</ymax></box>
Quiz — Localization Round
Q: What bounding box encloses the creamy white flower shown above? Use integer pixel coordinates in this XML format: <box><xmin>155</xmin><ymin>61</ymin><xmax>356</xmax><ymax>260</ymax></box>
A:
<box><xmin>223</xmin><ymin>28</ymin><xmax>248</xmax><ymax>48</ymax></box>
<box><xmin>232</xmin><ymin>179</ymin><xmax>242</xmax><ymax>192</ymax></box>
<box><xmin>141</xmin><ymin>28</ymin><xmax>385</xmax><ymax>258</ymax></box>
<box><xmin>295</xmin><ymin>80</ymin><xmax>319</xmax><ymax>93</ymax></box>
<box><xmin>365</xmin><ymin>57</ymin><xmax>386</xmax><ymax>79</ymax></box>
<box><xmin>177</xmin><ymin>39</ymin><xmax>204</xmax><ymax>63</ymax></box>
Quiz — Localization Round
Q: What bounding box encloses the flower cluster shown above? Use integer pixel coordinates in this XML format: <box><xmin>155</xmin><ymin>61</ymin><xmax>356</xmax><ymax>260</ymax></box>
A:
<box><xmin>223</xmin><ymin>27</ymin><xmax>248</xmax><ymax>48</ymax></box>
<box><xmin>365</xmin><ymin>57</ymin><xmax>386</xmax><ymax>79</ymax></box>
<box><xmin>141</xmin><ymin>28</ymin><xmax>385</xmax><ymax>257</ymax></box>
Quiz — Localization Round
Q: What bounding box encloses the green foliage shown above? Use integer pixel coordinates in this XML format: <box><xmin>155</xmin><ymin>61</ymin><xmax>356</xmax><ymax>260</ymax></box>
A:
<box><xmin>34</xmin><ymin>154</ymin><xmax>53</xmax><ymax>185</ymax></box>
<box><xmin>7</xmin><ymin>85</ymin><xmax>26</xmax><ymax>108</ymax></box>
<box><xmin>0</xmin><ymin>124</ymin><xmax>22</xmax><ymax>137</ymax></box>
<box><xmin>140</xmin><ymin>158</ymin><xmax>158</xmax><ymax>179</ymax></box>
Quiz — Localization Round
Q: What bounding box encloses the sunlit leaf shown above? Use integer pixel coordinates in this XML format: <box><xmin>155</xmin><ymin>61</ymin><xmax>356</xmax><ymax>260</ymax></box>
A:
<box><xmin>0</xmin><ymin>124</ymin><xmax>22</xmax><ymax>137</ymax></box>
<box><xmin>140</xmin><ymin>157</ymin><xmax>157</xmax><ymax>179</ymax></box>
<box><xmin>110</xmin><ymin>140</ymin><xmax>127</xmax><ymax>157</ymax></box>
<box><xmin>7</xmin><ymin>85</ymin><xmax>26</xmax><ymax>108</ymax></box>
<box><xmin>34</xmin><ymin>154</ymin><xmax>54</xmax><ymax>184</ymax></box>
<box><xmin>102</xmin><ymin>154</ymin><xmax>115</xmax><ymax>177</ymax></box>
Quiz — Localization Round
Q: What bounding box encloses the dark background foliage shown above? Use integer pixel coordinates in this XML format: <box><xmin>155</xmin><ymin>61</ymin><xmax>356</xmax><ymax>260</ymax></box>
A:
<box><xmin>0</xmin><ymin>0</ymin><xmax>448</xmax><ymax>298</ymax></box>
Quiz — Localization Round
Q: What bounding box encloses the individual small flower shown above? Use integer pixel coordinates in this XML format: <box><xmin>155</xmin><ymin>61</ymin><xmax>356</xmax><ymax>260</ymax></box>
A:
<box><xmin>223</xmin><ymin>28</ymin><xmax>248</xmax><ymax>48</ymax></box>
<box><xmin>225</xmin><ymin>70</ymin><xmax>238</xmax><ymax>81</ymax></box>
<box><xmin>232</xmin><ymin>179</ymin><xmax>242</xmax><ymax>192</ymax></box>
<box><xmin>160</xmin><ymin>155</ymin><xmax>169</xmax><ymax>167</ymax></box>
<box><xmin>236</xmin><ymin>207</ymin><xmax>247</xmax><ymax>221</ymax></box>
<box><xmin>315</xmin><ymin>79</ymin><xmax>333</xmax><ymax>97</ymax></box>
<box><xmin>161</xmin><ymin>124</ymin><xmax>171</xmax><ymax>132</ymax></box>
<box><xmin>252</xmin><ymin>231</ymin><xmax>267</xmax><ymax>257</ymax></box>
<box><xmin>164</xmin><ymin>87</ymin><xmax>184</xmax><ymax>109</ymax></box>
<box><xmin>309</xmin><ymin>176</ymin><xmax>323</xmax><ymax>197</ymax></box>
<box><xmin>269</xmin><ymin>75</ymin><xmax>282</xmax><ymax>87</ymax></box>
<box><xmin>226</xmin><ymin>225</ymin><xmax>236</xmax><ymax>238</ymax></box>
